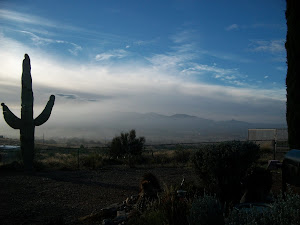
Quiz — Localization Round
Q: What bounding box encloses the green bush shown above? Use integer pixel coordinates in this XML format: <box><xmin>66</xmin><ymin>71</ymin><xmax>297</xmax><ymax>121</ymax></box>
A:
<box><xmin>109</xmin><ymin>129</ymin><xmax>145</xmax><ymax>158</ymax></box>
<box><xmin>189</xmin><ymin>195</ymin><xmax>224</xmax><ymax>225</ymax></box>
<box><xmin>81</xmin><ymin>153</ymin><xmax>103</xmax><ymax>169</ymax></box>
<box><xmin>193</xmin><ymin>141</ymin><xmax>260</xmax><ymax>203</ymax></box>
<box><xmin>159</xmin><ymin>185</ymin><xmax>190</xmax><ymax>225</ymax></box>
<box><xmin>128</xmin><ymin>209</ymin><xmax>166</xmax><ymax>225</ymax></box>
<box><xmin>128</xmin><ymin>185</ymin><xmax>190</xmax><ymax>225</ymax></box>
<box><xmin>226</xmin><ymin>205</ymin><xmax>272</xmax><ymax>225</ymax></box>
<box><xmin>151</xmin><ymin>154</ymin><xmax>172</xmax><ymax>166</ymax></box>
<box><xmin>270</xmin><ymin>192</ymin><xmax>300</xmax><ymax>225</ymax></box>
<box><xmin>173</xmin><ymin>145</ymin><xmax>192</xmax><ymax>164</ymax></box>
<box><xmin>226</xmin><ymin>193</ymin><xmax>300</xmax><ymax>225</ymax></box>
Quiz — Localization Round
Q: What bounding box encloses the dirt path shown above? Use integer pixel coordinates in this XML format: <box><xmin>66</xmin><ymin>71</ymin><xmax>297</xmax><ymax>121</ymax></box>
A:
<box><xmin>0</xmin><ymin>166</ymin><xmax>196</xmax><ymax>225</ymax></box>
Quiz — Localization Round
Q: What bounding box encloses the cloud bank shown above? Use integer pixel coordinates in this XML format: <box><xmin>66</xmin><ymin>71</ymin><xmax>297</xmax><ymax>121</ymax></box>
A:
<box><xmin>0</xmin><ymin>7</ymin><xmax>287</xmax><ymax>139</ymax></box>
<box><xmin>0</xmin><ymin>35</ymin><xmax>285</xmax><ymax>128</ymax></box>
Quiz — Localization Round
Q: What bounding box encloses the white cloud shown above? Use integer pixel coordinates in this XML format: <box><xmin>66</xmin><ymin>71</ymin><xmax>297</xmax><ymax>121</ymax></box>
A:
<box><xmin>276</xmin><ymin>66</ymin><xmax>286</xmax><ymax>72</ymax></box>
<box><xmin>264</xmin><ymin>75</ymin><xmax>269</xmax><ymax>79</ymax></box>
<box><xmin>17</xmin><ymin>31</ymin><xmax>82</xmax><ymax>56</ymax></box>
<box><xmin>95</xmin><ymin>49</ymin><xmax>128</xmax><ymax>61</ymax></box>
<box><xmin>20</xmin><ymin>30</ymin><xmax>56</xmax><ymax>45</ymax></box>
<box><xmin>0</xmin><ymin>9</ymin><xmax>81</xmax><ymax>32</ymax></box>
<box><xmin>147</xmin><ymin>54</ymin><xmax>184</xmax><ymax>69</ymax></box>
<box><xmin>250</xmin><ymin>39</ymin><xmax>285</xmax><ymax>53</ymax></box>
<box><xmin>225</xmin><ymin>24</ymin><xmax>239</xmax><ymax>31</ymax></box>
<box><xmin>68</xmin><ymin>43</ymin><xmax>82</xmax><ymax>56</ymax></box>
<box><xmin>199</xmin><ymin>50</ymin><xmax>253</xmax><ymax>63</ymax></box>
<box><xmin>171</xmin><ymin>30</ymin><xmax>194</xmax><ymax>43</ymax></box>
<box><xmin>0</xmin><ymin>9</ymin><xmax>55</xmax><ymax>27</ymax></box>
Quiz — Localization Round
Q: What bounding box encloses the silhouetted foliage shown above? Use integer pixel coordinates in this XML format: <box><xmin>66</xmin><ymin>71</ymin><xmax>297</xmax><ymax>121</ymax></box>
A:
<box><xmin>189</xmin><ymin>195</ymin><xmax>224</xmax><ymax>225</ymax></box>
<box><xmin>1</xmin><ymin>54</ymin><xmax>55</xmax><ymax>171</ymax></box>
<box><xmin>173</xmin><ymin>145</ymin><xmax>192</xmax><ymax>164</ymax></box>
<box><xmin>109</xmin><ymin>129</ymin><xmax>145</xmax><ymax>158</ymax></box>
<box><xmin>193</xmin><ymin>141</ymin><xmax>260</xmax><ymax>203</ymax></box>
<box><xmin>286</xmin><ymin>0</ymin><xmax>300</xmax><ymax>149</ymax></box>
<box><xmin>227</xmin><ymin>192</ymin><xmax>300</xmax><ymax>225</ymax></box>
<box><xmin>129</xmin><ymin>185</ymin><xmax>190</xmax><ymax>225</ymax></box>
<box><xmin>240</xmin><ymin>167</ymin><xmax>272</xmax><ymax>203</ymax></box>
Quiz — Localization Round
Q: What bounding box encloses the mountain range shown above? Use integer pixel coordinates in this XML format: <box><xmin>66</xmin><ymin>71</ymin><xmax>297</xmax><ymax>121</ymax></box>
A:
<box><xmin>46</xmin><ymin>112</ymin><xmax>286</xmax><ymax>143</ymax></box>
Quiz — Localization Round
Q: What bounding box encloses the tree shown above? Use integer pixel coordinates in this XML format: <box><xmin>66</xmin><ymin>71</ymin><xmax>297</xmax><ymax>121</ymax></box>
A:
<box><xmin>286</xmin><ymin>0</ymin><xmax>300</xmax><ymax>149</ymax></box>
<box><xmin>109</xmin><ymin>129</ymin><xmax>145</xmax><ymax>157</ymax></box>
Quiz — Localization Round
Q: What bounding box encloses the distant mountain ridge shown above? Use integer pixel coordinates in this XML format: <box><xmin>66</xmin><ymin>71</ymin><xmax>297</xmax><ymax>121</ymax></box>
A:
<box><xmin>170</xmin><ymin>114</ymin><xmax>198</xmax><ymax>119</ymax></box>
<box><xmin>36</xmin><ymin>111</ymin><xmax>287</xmax><ymax>143</ymax></box>
<box><xmin>95</xmin><ymin>112</ymin><xmax>287</xmax><ymax>143</ymax></box>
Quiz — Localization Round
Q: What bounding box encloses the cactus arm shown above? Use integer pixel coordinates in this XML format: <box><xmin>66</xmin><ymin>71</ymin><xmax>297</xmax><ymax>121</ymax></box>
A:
<box><xmin>1</xmin><ymin>103</ymin><xmax>21</xmax><ymax>129</ymax></box>
<box><xmin>34</xmin><ymin>95</ymin><xmax>55</xmax><ymax>126</ymax></box>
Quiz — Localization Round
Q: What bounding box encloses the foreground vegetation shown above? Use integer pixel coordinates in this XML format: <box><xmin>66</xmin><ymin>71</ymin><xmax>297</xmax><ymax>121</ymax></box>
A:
<box><xmin>1</xmin><ymin>140</ymin><xmax>299</xmax><ymax>225</ymax></box>
<box><xmin>128</xmin><ymin>191</ymin><xmax>300</xmax><ymax>225</ymax></box>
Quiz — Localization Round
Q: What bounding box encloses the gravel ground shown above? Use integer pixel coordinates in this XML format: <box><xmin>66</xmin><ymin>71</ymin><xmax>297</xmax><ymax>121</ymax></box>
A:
<box><xmin>0</xmin><ymin>166</ymin><xmax>197</xmax><ymax>225</ymax></box>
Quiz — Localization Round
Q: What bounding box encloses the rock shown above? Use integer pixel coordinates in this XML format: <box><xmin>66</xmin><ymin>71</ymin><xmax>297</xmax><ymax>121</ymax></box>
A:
<box><xmin>267</xmin><ymin>160</ymin><xmax>282</xmax><ymax>170</ymax></box>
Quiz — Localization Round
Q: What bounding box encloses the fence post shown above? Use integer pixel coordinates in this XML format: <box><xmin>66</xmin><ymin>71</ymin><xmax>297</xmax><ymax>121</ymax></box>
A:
<box><xmin>77</xmin><ymin>148</ymin><xmax>80</xmax><ymax>170</ymax></box>
<box><xmin>272</xmin><ymin>140</ymin><xmax>276</xmax><ymax>160</ymax></box>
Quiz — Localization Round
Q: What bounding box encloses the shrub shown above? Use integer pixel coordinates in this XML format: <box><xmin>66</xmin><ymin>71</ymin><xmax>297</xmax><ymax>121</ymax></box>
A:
<box><xmin>270</xmin><ymin>192</ymin><xmax>300</xmax><ymax>225</ymax></box>
<box><xmin>151</xmin><ymin>153</ymin><xmax>172</xmax><ymax>166</ymax></box>
<box><xmin>189</xmin><ymin>195</ymin><xmax>224</xmax><ymax>225</ymax></box>
<box><xmin>226</xmin><ymin>205</ymin><xmax>273</xmax><ymax>225</ymax></box>
<box><xmin>193</xmin><ymin>141</ymin><xmax>260</xmax><ymax>203</ymax></box>
<box><xmin>173</xmin><ymin>145</ymin><xmax>192</xmax><ymax>164</ymax></box>
<box><xmin>109</xmin><ymin>129</ymin><xmax>145</xmax><ymax>158</ymax></box>
<box><xmin>159</xmin><ymin>185</ymin><xmax>190</xmax><ymax>225</ymax></box>
<box><xmin>240</xmin><ymin>167</ymin><xmax>272</xmax><ymax>203</ymax></box>
<box><xmin>109</xmin><ymin>136</ymin><xmax>124</xmax><ymax>158</ymax></box>
<box><xmin>128</xmin><ymin>185</ymin><xmax>190</xmax><ymax>225</ymax></box>
<box><xmin>128</xmin><ymin>209</ymin><xmax>166</xmax><ymax>225</ymax></box>
<box><xmin>81</xmin><ymin>153</ymin><xmax>103</xmax><ymax>169</ymax></box>
<box><xmin>226</xmin><ymin>193</ymin><xmax>300</xmax><ymax>225</ymax></box>
<box><xmin>123</xmin><ymin>154</ymin><xmax>147</xmax><ymax>168</ymax></box>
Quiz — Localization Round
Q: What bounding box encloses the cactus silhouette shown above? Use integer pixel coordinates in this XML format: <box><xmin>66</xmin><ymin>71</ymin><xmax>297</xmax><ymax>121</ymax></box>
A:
<box><xmin>1</xmin><ymin>54</ymin><xmax>55</xmax><ymax>171</ymax></box>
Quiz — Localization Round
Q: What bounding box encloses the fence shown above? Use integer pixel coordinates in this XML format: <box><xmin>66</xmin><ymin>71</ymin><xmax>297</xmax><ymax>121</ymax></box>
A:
<box><xmin>248</xmin><ymin>128</ymin><xmax>289</xmax><ymax>159</ymax></box>
<box><xmin>0</xmin><ymin>141</ymin><xmax>226</xmax><ymax>167</ymax></box>
<box><xmin>0</xmin><ymin>138</ymin><xmax>289</xmax><ymax>167</ymax></box>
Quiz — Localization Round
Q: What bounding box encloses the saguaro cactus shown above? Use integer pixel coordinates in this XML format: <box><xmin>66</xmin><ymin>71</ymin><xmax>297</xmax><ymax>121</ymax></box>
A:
<box><xmin>1</xmin><ymin>54</ymin><xmax>55</xmax><ymax>171</ymax></box>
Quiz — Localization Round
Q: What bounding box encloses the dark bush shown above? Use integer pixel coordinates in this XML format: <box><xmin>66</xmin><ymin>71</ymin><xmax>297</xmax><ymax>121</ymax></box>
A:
<box><xmin>173</xmin><ymin>145</ymin><xmax>192</xmax><ymax>164</ymax></box>
<box><xmin>128</xmin><ymin>185</ymin><xmax>190</xmax><ymax>225</ymax></box>
<box><xmin>226</xmin><ymin>192</ymin><xmax>300</xmax><ymax>225</ymax></box>
<box><xmin>150</xmin><ymin>153</ymin><xmax>172</xmax><ymax>166</ymax></box>
<box><xmin>109</xmin><ymin>136</ymin><xmax>124</xmax><ymax>158</ymax></box>
<box><xmin>193</xmin><ymin>141</ymin><xmax>260</xmax><ymax>203</ymax></box>
<box><xmin>81</xmin><ymin>153</ymin><xmax>103</xmax><ymax>169</ymax></box>
<box><xmin>189</xmin><ymin>195</ymin><xmax>224</xmax><ymax>225</ymax></box>
<box><xmin>109</xmin><ymin>129</ymin><xmax>145</xmax><ymax>158</ymax></box>
<box><xmin>240</xmin><ymin>167</ymin><xmax>272</xmax><ymax>203</ymax></box>
<box><xmin>154</xmin><ymin>185</ymin><xmax>190</xmax><ymax>225</ymax></box>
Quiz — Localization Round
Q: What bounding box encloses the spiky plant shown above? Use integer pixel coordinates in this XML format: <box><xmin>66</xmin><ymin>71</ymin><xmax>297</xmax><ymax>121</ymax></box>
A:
<box><xmin>1</xmin><ymin>54</ymin><xmax>55</xmax><ymax>171</ymax></box>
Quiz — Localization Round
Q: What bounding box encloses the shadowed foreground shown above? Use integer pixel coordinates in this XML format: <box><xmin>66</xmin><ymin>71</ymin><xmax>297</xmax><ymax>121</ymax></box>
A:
<box><xmin>0</xmin><ymin>166</ymin><xmax>196</xmax><ymax>225</ymax></box>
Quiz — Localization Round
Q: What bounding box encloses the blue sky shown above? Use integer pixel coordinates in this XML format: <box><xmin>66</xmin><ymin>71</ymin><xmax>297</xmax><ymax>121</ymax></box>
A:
<box><xmin>0</xmin><ymin>0</ymin><xmax>287</xmax><ymax>138</ymax></box>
